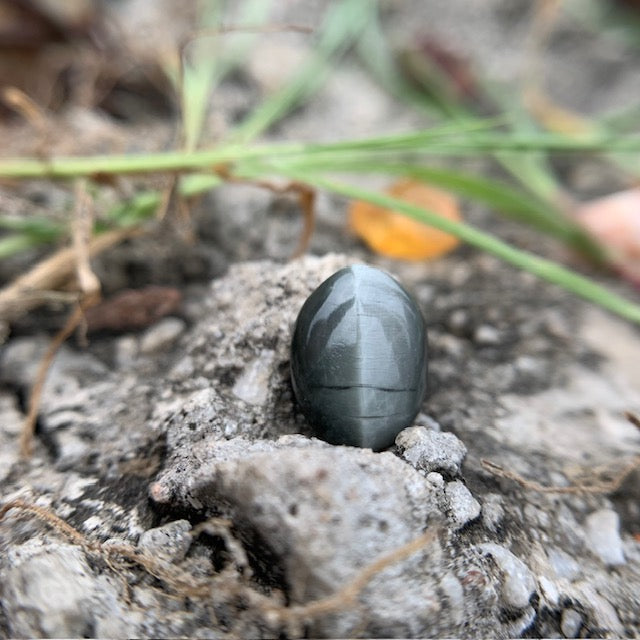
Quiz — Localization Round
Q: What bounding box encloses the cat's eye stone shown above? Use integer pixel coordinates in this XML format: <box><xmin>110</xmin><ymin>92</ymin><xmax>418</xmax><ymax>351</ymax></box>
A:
<box><xmin>291</xmin><ymin>264</ymin><xmax>428</xmax><ymax>450</ymax></box>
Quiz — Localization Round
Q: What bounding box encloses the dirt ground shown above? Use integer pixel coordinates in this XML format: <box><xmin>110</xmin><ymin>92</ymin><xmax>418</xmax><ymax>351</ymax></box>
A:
<box><xmin>1</xmin><ymin>1</ymin><xmax>640</xmax><ymax>638</ymax></box>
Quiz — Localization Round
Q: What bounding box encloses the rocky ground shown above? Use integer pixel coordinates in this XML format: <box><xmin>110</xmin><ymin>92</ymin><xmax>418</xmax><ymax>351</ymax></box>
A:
<box><xmin>1</xmin><ymin>1</ymin><xmax>640</xmax><ymax>638</ymax></box>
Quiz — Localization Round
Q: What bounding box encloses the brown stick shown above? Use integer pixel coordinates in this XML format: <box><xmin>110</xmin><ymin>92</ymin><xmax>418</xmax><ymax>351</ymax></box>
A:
<box><xmin>19</xmin><ymin>303</ymin><xmax>87</xmax><ymax>457</ymax></box>
<box><xmin>264</xmin><ymin>529</ymin><xmax>436</xmax><ymax>627</ymax></box>
<box><xmin>215</xmin><ymin>165</ymin><xmax>316</xmax><ymax>258</ymax></box>
<box><xmin>481</xmin><ymin>455</ymin><xmax>640</xmax><ymax>495</ymax></box>
<box><xmin>0</xmin><ymin>226</ymin><xmax>139</xmax><ymax>324</ymax></box>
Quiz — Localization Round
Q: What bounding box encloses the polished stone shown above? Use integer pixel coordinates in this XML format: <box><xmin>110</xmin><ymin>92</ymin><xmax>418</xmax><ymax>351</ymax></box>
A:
<box><xmin>291</xmin><ymin>264</ymin><xmax>428</xmax><ymax>450</ymax></box>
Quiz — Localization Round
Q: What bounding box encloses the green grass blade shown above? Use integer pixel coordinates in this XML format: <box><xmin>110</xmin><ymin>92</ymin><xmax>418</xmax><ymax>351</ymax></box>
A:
<box><xmin>250</xmin><ymin>157</ymin><xmax>602</xmax><ymax>259</ymax></box>
<box><xmin>181</xmin><ymin>0</ymin><xmax>274</xmax><ymax>150</ymax></box>
<box><xmin>0</xmin><ymin>234</ymin><xmax>43</xmax><ymax>258</ymax></box>
<box><xmin>229</xmin><ymin>0</ymin><xmax>375</xmax><ymax>142</ymax></box>
<box><xmin>1</xmin><ymin>130</ymin><xmax>639</xmax><ymax>179</ymax></box>
<box><xmin>278</xmin><ymin>172</ymin><xmax>640</xmax><ymax>325</ymax></box>
<box><xmin>0</xmin><ymin>215</ymin><xmax>63</xmax><ymax>240</ymax></box>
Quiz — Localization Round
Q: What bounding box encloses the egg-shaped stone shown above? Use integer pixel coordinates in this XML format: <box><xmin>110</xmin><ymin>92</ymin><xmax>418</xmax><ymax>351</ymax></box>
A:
<box><xmin>291</xmin><ymin>264</ymin><xmax>428</xmax><ymax>450</ymax></box>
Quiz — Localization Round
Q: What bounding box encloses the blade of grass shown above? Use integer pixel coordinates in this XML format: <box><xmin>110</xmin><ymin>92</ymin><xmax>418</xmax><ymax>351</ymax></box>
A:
<box><xmin>0</xmin><ymin>234</ymin><xmax>44</xmax><ymax>259</ymax></box>
<box><xmin>0</xmin><ymin>130</ymin><xmax>639</xmax><ymax>179</ymax></box>
<box><xmin>181</xmin><ymin>0</ymin><xmax>273</xmax><ymax>150</ymax></box>
<box><xmin>229</xmin><ymin>0</ymin><xmax>376</xmax><ymax>142</ymax></box>
<box><xmin>0</xmin><ymin>216</ymin><xmax>63</xmax><ymax>240</ymax></box>
<box><xmin>355</xmin><ymin>5</ymin><xmax>458</xmax><ymax>120</ymax></box>
<box><xmin>246</xmin><ymin>156</ymin><xmax>602</xmax><ymax>259</ymax></box>
<box><xmin>277</xmin><ymin>171</ymin><xmax>640</xmax><ymax>325</ymax></box>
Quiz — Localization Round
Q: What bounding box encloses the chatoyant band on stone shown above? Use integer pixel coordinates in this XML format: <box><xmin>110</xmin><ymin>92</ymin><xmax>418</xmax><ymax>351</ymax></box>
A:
<box><xmin>291</xmin><ymin>264</ymin><xmax>428</xmax><ymax>450</ymax></box>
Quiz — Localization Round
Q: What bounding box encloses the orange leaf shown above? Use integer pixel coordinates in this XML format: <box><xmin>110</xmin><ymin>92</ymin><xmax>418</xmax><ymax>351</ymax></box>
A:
<box><xmin>348</xmin><ymin>179</ymin><xmax>461</xmax><ymax>260</ymax></box>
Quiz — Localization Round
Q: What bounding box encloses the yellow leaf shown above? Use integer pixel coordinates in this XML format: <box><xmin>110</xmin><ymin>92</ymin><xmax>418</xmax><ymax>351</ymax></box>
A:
<box><xmin>348</xmin><ymin>179</ymin><xmax>461</xmax><ymax>260</ymax></box>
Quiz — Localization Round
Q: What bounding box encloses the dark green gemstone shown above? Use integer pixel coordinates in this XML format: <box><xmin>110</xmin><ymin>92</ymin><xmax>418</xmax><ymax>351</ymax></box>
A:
<box><xmin>291</xmin><ymin>264</ymin><xmax>428</xmax><ymax>450</ymax></box>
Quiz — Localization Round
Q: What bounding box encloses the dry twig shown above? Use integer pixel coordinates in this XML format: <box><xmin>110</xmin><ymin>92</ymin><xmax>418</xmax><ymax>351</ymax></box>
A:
<box><xmin>262</xmin><ymin>528</ymin><xmax>437</xmax><ymax>634</ymax></box>
<box><xmin>19</xmin><ymin>181</ymin><xmax>104</xmax><ymax>456</ymax></box>
<box><xmin>0</xmin><ymin>226</ymin><xmax>139</xmax><ymax>324</ymax></box>
<box><xmin>215</xmin><ymin>165</ymin><xmax>316</xmax><ymax>258</ymax></box>
<box><xmin>481</xmin><ymin>455</ymin><xmax>640</xmax><ymax>495</ymax></box>
<box><xmin>1</xmin><ymin>498</ymin><xmax>437</xmax><ymax>636</ymax></box>
<box><xmin>483</xmin><ymin>411</ymin><xmax>640</xmax><ymax>495</ymax></box>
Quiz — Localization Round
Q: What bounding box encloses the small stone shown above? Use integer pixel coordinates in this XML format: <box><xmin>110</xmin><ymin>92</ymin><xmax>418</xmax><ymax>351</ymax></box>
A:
<box><xmin>139</xmin><ymin>317</ymin><xmax>186</xmax><ymax>354</ymax></box>
<box><xmin>396</xmin><ymin>426</ymin><xmax>467</xmax><ymax>476</ymax></box>
<box><xmin>479</xmin><ymin>543</ymin><xmax>536</xmax><ymax>609</ymax></box>
<box><xmin>232</xmin><ymin>349</ymin><xmax>275</xmax><ymax>406</ymax></box>
<box><xmin>138</xmin><ymin>520</ymin><xmax>193</xmax><ymax>563</ymax></box>
<box><xmin>561</xmin><ymin>608</ymin><xmax>583</xmax><ymax>638</ymax></box>
<box><xmin>444</xmin><ymin>481</ymin><xmax>481</xmax><ymax>529</ymax></box>
<box><xmin>474</xmin><ymin>324</ymin><xmax>501</xmax><ymax>346</ymax></box>
<box><xmin>439</xmin><ymin>572</ymin><xmax>464</xmax><ymax>626</ymax></box>
<box><xmin>426</xmin><ymin>471</ymin><xmax>445</xmax><ymax>489</ymax></box>
<box><xmin>481</xmin><ymin>493</ymin><xmax>505</xmax><ymax>532</ymax></box>
<box><xmin>3</xmin><ymin>542</ymin><xmax>113</xmax><ymax>638</ymax></box>
<box><xmin>584</xmin><ymin>508</ymin><xmax>625</xmax><ymax>566</ymax></box>
<box><xmin>547</xmin><ymin>547</ymin><xmax>581</xmax><ymax>581</ymax></box>
<box><xmin>114</xmin><ymin>335</ymin><xmax>139</xmax><ymax>367</ymax></box>
<box><xmin>447</xmin><ymin>309</ymin><xmax>470</xmax><ymax>336</ymax></box>
<box><xmin>538</xmin><ymin>575</ymin><xmax>559</xmax><ymax>606</ymax></box>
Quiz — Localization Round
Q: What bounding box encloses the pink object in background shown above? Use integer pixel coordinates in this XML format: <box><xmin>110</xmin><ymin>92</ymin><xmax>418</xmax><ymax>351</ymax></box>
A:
<box><xmin>575</xmin><ymin>189</ymin><xmax>640</xmax><ymax>286</ymax></box>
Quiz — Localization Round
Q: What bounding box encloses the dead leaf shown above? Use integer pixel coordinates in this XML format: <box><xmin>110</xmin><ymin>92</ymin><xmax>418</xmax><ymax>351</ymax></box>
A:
<box><xmin>84</xmin><ymin>286</ymin><xmax>182</xmax><ymax>332</ymax></box>
<box><xmin>348</xmin><ymin>179</ymin><xmax>461</xmax><ymax>261</ymax></box>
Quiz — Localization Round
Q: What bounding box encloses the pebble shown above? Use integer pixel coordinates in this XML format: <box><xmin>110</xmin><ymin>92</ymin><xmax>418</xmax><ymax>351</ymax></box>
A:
<box><xmin>561</xmin><ymin>608</ymin><xmax>583</xmax><ymax>638</ymax></box>
<box><xmin>584</xmin><ymin>508</ymin><xmax>625</xmax><ymax>566</ymax></box>
<box><xmin>232</xmin><ymin>349</ymin><xmax>275</xmax><ymax>406</ymax></box>
<box><xmin>139</xmin><ymin>317</ymin><xmax>186</xmax><ymax>354</ymax></box>
<box><xmin>447</xmin><ymin>309</ymin><xmax>470</xmax><ymax>336</ymax></box>
<box><xmin>426</xmin><ymin>471</ymin><xmax>445</xmax><ymax>489</ymax></box>
<box><xmin>538</xmin><ymin>575</ymin><xmax>559</xmax><ymax>607</ymax></box>
<box><xmin>547</xmin><ymin>547</ymin><xmax>581</xmax><ymax>582</ymax></box>
<box><xmin>4</xmin><ymin>542</ymin><xmax>116</xmax><ymax>638</ymax></box>
<box><xmin>445</xmin><ymin>481</ymin><xmax>481</xmax><ymax>529</ymax></box>
<box><xmin>481</xmin><ymin>493</ymin><xmax>505</xmax><ymax>532</ymax></box>
<box><xmin>396</xmin><ymin>426</ymin><xmax>467</xmax><ymax>476</ymax></box>
<box><xmin>114</xmin><ymin>335</ymin><xmax>139</xmax><ymax>367</ymax></box>
<box><xmin>138</xmin><ymin>520</ymin><xmax>193</xmax><ymax>563</ymax></box>
<box><xmin>479</xmin><ymin>543</ymin><xmax>536</xmax><ymax>609</ymax></box>
<box><xmin>474</xmin><ymin>324</ymin><xmax>501</xmax><ymax>346</ymax></box>
<box><xmin>439</xmin><ymin>572</ymin><xmax>465</xmax><ymax>626</ymax></box>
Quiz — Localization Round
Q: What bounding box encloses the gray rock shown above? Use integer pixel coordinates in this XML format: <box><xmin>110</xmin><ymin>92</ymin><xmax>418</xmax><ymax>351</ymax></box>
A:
<box><xmin>478</xmin><ymin>543</ymin><xmax>536</xmax><ymax>609</ymax></box>
<box><xmin>0</xmin><ymin>392</ymin><xmax>21</xmax><ymax>482</ymax></box>
<box><xmin>152</xmin><ymin>435</ymin><xmax>463</xmax><ymax>637</ymax></box>
<box><xmin>395</xmin><ymin>426</ymin><xmax>467</xmax><ymax>476</ymax></box>
<box><xmin>444</xmin><ymin>481</ymin><xmax>481</xmax><ymax>529</ymax></box>
<box><xmin>481</xmin><ymin>493</ymin><xmax>505</xmax><ymax>532</ymax></box>
<box><xmin>561</xmin><ymin>607</ymin><xmax>583</xmax><ymax>638</ymax></box>
<box><xmin>2</xmin><ymin>541</ymin><xmax>131</xmax><ymax>638</ymax></box>
<box><xmin>547</xmin><ymin>547</ymin><xmax>582</xmax><ymax>582</ymax></box>
<box><xmin>139</xmin><ymin>317</ymin><xmax>186</xmax><ymax>354</ymax></box>
<box><xmin>138</xmin><ymin>520</ymin><xmax>193</xmax><ymax>562</ymax></box>
<box><xmin>474</xmin><ymin>324</ymin><xmax>501</xmax><ymax>346</ymax></box>
<box><xmin>232</xmin><ymin>349</ymin><xmax>276</xmax><ymax>406</ymax></box>
<box><xmin>584</xmin><ymin>508</ymin><xmax>625</xmax><ymax>566</ymax></box>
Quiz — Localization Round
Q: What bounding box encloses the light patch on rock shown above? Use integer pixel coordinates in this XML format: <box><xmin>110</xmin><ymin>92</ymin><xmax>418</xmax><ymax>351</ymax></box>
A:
<box><xmin>584</xmin><ymin>508</ymin><xmax>625</xmax><ymax>566</ymax></box>
<box><xmin>232</xmin><ymin>349</ymin><xmax>276</xmax><ymax>406</ymax></box>
<box><xmin>140</xmin><ymin>317</ymin><xmax>186</xmax><ymax>354</ymax></box>
<box><xmin>479</xmin><ymin>543</ymin><xmax>536</xmax><ymax>609</ymax></box>
<box><xmin>444</xmin><ymin>481</ymin><xmax>481</xmax><ymax>529</ymax></box>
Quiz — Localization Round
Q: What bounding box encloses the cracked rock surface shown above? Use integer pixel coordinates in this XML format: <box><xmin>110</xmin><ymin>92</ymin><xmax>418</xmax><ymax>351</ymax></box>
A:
<box><xmin>1</xmin><ymin>254</ymin><xmax>639</xmax><ymax>638</ymax></box>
